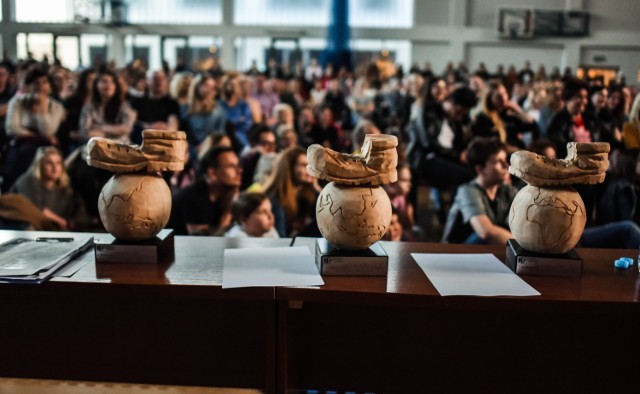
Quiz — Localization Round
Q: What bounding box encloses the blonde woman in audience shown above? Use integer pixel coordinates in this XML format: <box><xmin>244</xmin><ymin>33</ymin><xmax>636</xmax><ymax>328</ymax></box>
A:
<box><xmin>238</xmin><ymin>75</ymin><xmax>263</xmax><ymax>124</ymax></box>
<box><xmin>272</xmin><ymin>102</ymin><xmax>295</xmax><ymax>132</ymax></box>
<box><xmin>225</xmin><ymin>192</ymin><xmax>279</xmax><ymax>238</ymax></box>
<box><xmin>182</xmin><ymin>72</ymin><xmax>226</xmax><ymax>159</ymax></box>
<box><xmin>169</xmin><ymin>71</ymin><xmax>193</xmax><ymax>106</ymax></box>
<box><xmin>523</xmin><ymin>82</ymin><xmax>549</xmax><ymax>137</ymax></box>
<box><xmin>10</xmin><ymin>146</ymin><xmax>81</xmax><ymax>230</ymax></box>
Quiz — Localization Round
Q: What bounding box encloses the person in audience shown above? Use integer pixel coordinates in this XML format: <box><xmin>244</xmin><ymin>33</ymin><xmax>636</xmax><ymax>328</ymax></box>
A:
<box><xmin>323</xmin><ymin>77</ymin><xmax>352</xmax><ymax>131</ymax></box>
<box><xmin>240</xmin><ymin>125</ymin><xmax>277</xmax><ymax>190</ymax></box>
<box><xmin>442</xmin><ymin>137</ymin><xmax>516</xmax><ymax>244</ymax></box>
<box><xmin>382</xmin><ymin>208</ymin><xmax>404</xmax><ymax>242</ymax></box>
<box><xmin>225</xmin><ymin>191</ymin><xmax>279</xmax><ymax>238</ymax></box>
<box><xmin>585</xmin><ymin>85</ymin><xmax>613</xmax><ymax>145</ymax></box>
<box><xmin>351</xmin><ymin>118</ymin><xmax>381</xmax><ymax>154</ymax></box>
<box><xmin>272</xmin><ymin>102</ymin><xmax>295</xmax><ymax>134</ymax></box>
<box><xmin>423</xmin><ymin>76</ymin><xmax>448</xmax><ymax>114</ymax></box>
<box><xmin>276</xmin><ymin>125</ymin><xmax>298</xmax><ymax>151</ymax></box>
<box><xmin>164</xmin><ymin>143</ymin><xmax>196</xmax><ymax>194</ymax></box>
<box><xmin>49</xmin><ymin>66</ymin><xmax>73</xmax><ymax>101</ymax></box>
<box><xmin>443</xmin><ymin>137</ymin><xmax>640</xmax><ymax>248</ymax></box>
<box><xmin>238</xmin><ymin>75</ymin><xmax>263</xmax><ymax>124</ymax></box>
<box><xmin>305</xmin><ymin>58</ymin><xmax>323</xmax><ymax>82</ymax></box>
<box><xmin>597</xmin><ymin>84</ymin><xmax>626</xmax><ymax>149</ymax></box>
<box><xmin>527</xmin><ymin>138</ymin><xmax>557</xmax><ymax>159</ymax></box>
<box><xmin>126</xmin><ymin>70</ymin><xmax>147</xmax><ymax>100</ymax></box>
<box><xmin>621</xmin><ymin>85</ymin><xmax>633</xmax><ymax>117</ymax></box>
<box><xmin>0</xmin><ymin>192</ymin><xmax>65</xmax><ymax>230</ymax></box>
<box><xmin>597</xmin><ymin>148</ymin><xmax>639</xmax><ymax>225</ymax></box>
<box><xmin>623</xmin><ymin>93</ymin><xmax>640</xmax><ymax>149</ymax></box>
<box><xmin>587</xmin><ymin>85</ymin><xmax>608</xmax><ymax>120</ymax></box>
<box><xmin>197</xmin><ymin>133</ymin><xmax>233</xmax><ymax>163</ymax></box>
<box><xmin>4</xmin><ymin>67</ymin><xmax>66</xmax><ymax>192</ymax></box>
<box><xmin>262</xmin><ymin>146</ymin><xmax>320</xmax><ymax>237</ymax></box>
<box><xmin>316</xmin><ymin>105</ymin><xmax>346</xmax><ymax>151</ymax></box>
<box><xmin>59</xmin><ymin>68</ymin><xmax>96</xmax><ymax>156</ymax></box>
<box><xmin>309</xmin><ymin>79</ymin><xmax>326</xmax><ymax>107</ymax></box>
<box><xmin>297</xmin><ymin>104</ymin><xmax>321</xmax><ymax>147</ymax></box>
<box><xmin>538</xmin><ymin>81</ymin><xmax>564</xmax><ymax>137</ymax></box>
<box><xmin>523</xmin><ymin>82</ymin><xmax>549</xmax><ymax>136</ymax></box>
<box><xmin>218</xmin><ymin>74</ymin><xmax>253</xmax><ymax>150</ymax></box>
<box><xmin>130</xmin><ymin>70</ymin><xmax>180</xmax><ymax>144</ymax></box>
<box><xmin>79</xmin><ymin>69</ymin><xmax>135</xmax><ymax>143</ymax></box>
<box><xmin>0</xmin><ymin>61</ymin><xmax>16</xmax><ymax>164</ymax></box>
<box><xmin>10</xmin><ymin>146</ymin><xmax>81</xmax><ymax>231</ymax></box>
<box><xmin>169</xmin><ymin>71</ymin><xmax>192</xmax><ymax>107</ymax></box>
<box><xmin>252</xmin><ymin>75</ymin><xmax>279</xmax><ymax>126</ymax></box>
<box><xmin>169</xmin><ymin>146</ymin><xmax>241</xmax><ymax>235</ymax></box>
<box><xmin>383</xmin><ymin>162</ymin><xmax>421</xmax><ymax>241</ymax></box>
<box><xmin>546</xmin><ymin>78</ymin><xmax>597</xmax><ymax>158</ymax></box>
<box><xmin>181</xmin><ymin>72</ymin><xmax>226</xmax><ymax>163</ymax></box>
<box><xmin>69</xmin><ymin>68</ymin><xmax>136</xmax><ymax>226</ymax></box>
<box><xmin>277</xmin><ymin>78</ymin><xmax>301</xmax><ymax>123</ymax></box>
<box><xmin>407</xmin><ymin>86</ymin><xmax>478</xmax><ymax>191</ymax></box>
<box><xmin>472</xmin><ymin>81</ymin><xmax>538</xmax><ymax>150</ymax></box>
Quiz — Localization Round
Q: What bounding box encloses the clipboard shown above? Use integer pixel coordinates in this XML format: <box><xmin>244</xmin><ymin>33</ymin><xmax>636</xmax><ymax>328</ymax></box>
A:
<box><xmin>0</xmin><ymin>236</ymin><xmax>94</xmax><ymax>284</ymax></box>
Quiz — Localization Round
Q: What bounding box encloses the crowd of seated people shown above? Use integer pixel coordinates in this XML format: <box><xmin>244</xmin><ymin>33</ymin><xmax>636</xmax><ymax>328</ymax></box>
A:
<box><xmin>0</xmin><ymin>54</ymin><xmax>639</xmax><ymax>249</ymax></box>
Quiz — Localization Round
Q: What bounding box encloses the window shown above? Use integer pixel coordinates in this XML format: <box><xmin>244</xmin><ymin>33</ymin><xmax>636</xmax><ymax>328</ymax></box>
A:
<box><xmin>15</xmin><ymin>0</ymin><xmax>72</xmax><ymax>23</ymax></box>
<box><xmin>80</xmin><ymin>34</ymin><xmax>108</xmax><ymax>68</ymax></box>
<box><xmin>349</xmin><ymin>0</ymin><xmax>414</xmax><ymax>28</ymax></box>
<box><xmin>163</xmin><ymin>36</ymin><xmax>223</xmax><ymax>71</ymax></box>
<box><xmin>234</xmin><ymin>0</ymin><xmax>330</xmax><ymax>26</ymax></box>
<box><xmin>125</xmin><ymin>35</ymin><xmax>161</xmax><ymax>72</ymax></box>
<box><xmin>129</xmin><ymin>0</ymin><xmax>222</xmax><ymax>24</ymax></box>
<box><xmin>234</xmin><ymin>0</ymin><xmax>413</xmax><ymax>27</ymax></box>
<box><xmin>17</xmin><ymin>33</ymin><xmax>53</xmax><ymax>62</ymax></box>
<box><xmin>56</xmin><ymin>36</ymin><xmax>80</xmax><ymax>70</ymax></box>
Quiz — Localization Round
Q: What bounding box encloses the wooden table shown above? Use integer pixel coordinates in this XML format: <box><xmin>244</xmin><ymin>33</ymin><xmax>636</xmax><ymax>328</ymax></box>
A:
<box><xmin>277</xmin><ymin>241</ymin><xmax>640</xmax><ymax>393</ymax></box>
<box><xmin>0</xmin><ymin>230</ymin><xmax>291</xmax><ymax>394</ymax></box>
<box><xmin>2</xmin><ymin>231</ymin><xmax>639</xmax><ymax>393</ymax></box>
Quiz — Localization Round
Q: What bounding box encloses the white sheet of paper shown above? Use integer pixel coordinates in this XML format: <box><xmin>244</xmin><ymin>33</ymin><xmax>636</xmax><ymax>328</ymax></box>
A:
<box><xmin>222</xmin><ymin>246</ymin><xmax>324</xmax><ymax>289</ymax></box>
<box><xmin>411</xmin><ymin>253</ymin><xmax>540</xmax><ymax>297</ymax></box>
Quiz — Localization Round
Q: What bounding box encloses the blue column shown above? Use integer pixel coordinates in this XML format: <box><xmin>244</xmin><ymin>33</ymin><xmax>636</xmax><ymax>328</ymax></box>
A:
<box><xmin>323</xmin><ymin>0</ymin><xmax>352</xmax><ymax>71</ymax></box>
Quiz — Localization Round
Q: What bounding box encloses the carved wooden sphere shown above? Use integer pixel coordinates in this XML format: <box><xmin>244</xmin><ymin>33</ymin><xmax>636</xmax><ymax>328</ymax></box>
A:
<box><xmin>509</xmin><ymin>185</ymin><xmax>586</xmax><ymax>254</ymax></box>
<box><xmin>316</xmin><ymin>182</ymin><xmax>392</xmax><ymax>250</ymax></box>
<box><xmin>98</xmin><ymin>173</ymin><xmax>172</xmax><ymax>241</ymax></box>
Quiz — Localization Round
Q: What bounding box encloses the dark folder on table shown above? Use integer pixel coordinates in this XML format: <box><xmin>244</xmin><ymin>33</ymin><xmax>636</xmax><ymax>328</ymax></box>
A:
<box><xmin>0</xmin><ymin>236</ymin><xmax>94</xmax><ymax>284</ymax></box>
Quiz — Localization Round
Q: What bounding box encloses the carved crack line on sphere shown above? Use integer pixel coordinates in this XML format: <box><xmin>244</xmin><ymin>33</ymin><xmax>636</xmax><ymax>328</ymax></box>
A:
<box><xmin>321</xmin><ymin>188</ymin><xmax>373</xmax><ymax>219</ymax></box>
<box><xmin>108</xmin><ymin>213</ymin><xmax>157</xmax><ymax>228</ymax></box>
<box><xmin>525</xmin><ymin>187</ymin><xmax>581</xmax><ymax>244</ymax></box>
<box><xmin>318</xmin><ymin>187</ymin><xmax>385</xmax><ymax>237</ymax></box>
<box><xmin>101</xmin><ymin>178</ymin><xmax>160</xmax><ymax>228</ymax></box>
<box><xmin>101</xmin><ymin>178</ymin><xmax>147</xmax><ymax>209</ymax></box>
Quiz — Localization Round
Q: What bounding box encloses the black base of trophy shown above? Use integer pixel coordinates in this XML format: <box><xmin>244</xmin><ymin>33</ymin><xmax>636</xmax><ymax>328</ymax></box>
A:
<box><xmin>506</xmin><ymin>239</ymin><xmax>583</xmax><ymax>278</ymax></box>
<box><xmin>94</xmin><ymin>229</ymin><xmax>175</xmax><ymax>264</ymax></box>
<box><xmin>315</xmin><ymin>238</ymin><xmax>388</xmax><ymax>276</ymax></box>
